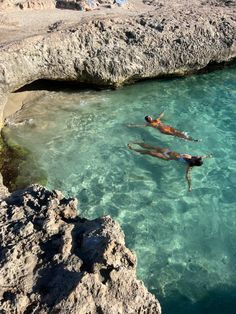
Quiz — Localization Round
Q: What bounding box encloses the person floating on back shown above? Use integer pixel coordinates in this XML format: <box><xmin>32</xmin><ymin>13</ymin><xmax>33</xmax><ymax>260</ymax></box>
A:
<box><xmin>128</xmin><ymin>112</ymin><xmax>199</xmax><ymax>142</ymax></box>
<box><xmin>128</xmin><ymin>142</ymin><xmax>212</xmax><ymax>192</ymax></box>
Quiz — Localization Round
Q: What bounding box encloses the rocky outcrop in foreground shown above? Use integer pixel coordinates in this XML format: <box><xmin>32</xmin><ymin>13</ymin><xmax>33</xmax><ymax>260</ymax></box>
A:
<box><xmin>0</xmin><ymin>185</ymin><xmax>161</xmax><ymax>313</ymax></box>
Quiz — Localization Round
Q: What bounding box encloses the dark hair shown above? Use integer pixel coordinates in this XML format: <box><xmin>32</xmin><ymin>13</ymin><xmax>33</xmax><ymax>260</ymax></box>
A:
<box><xmin>145</xmin><ymin>115</ymin><xmax>152</xmax><ymax>122</ymax></box>
<box><xmin>189</xmin><ymin>156</ymin><xmax>203</xmax><ymax>167</ymax></box>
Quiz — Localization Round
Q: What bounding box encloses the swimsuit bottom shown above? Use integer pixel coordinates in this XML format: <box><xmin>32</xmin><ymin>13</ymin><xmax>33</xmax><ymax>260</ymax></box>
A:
<box><xmin>177</xmin><ymin>157</ymin><xmax>188</xmax><ymax>163</ymax></box>
<box><xmin>163</xmin><ymin>150</ymin><xmax>188</xmax><ymax>163</ymax></box>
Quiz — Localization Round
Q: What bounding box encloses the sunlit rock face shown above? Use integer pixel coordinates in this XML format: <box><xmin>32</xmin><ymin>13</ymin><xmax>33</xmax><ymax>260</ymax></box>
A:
<box><xmin>0</xmin><ymin>0</ymin><xmax>56</xmax><ymax>10</ymax></box>
<box><xmin>0</xmin><ymin>0</ymin><xmax>236</xmax><ymax>94</ymax></box>
<box><xmin>0</xmin><ymin>0</ymin><xmax>236</xmax><ymax>118</ymax></box>
<box><xmin>0</xmin><ymin>185</ymin><xmax>161</xmax><ymax>313</ymax></box>
<box><xmin>0</xmin><ymin>0</ymin><xmax>123</xmax><ymax>10</ymax></box>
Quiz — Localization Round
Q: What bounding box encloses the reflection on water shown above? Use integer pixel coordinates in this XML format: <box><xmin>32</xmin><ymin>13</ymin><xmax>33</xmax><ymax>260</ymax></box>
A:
<box><xmin>5</xmin><ymin>66</ymin><xmax>236</xmax><ymax>314</ymax></box>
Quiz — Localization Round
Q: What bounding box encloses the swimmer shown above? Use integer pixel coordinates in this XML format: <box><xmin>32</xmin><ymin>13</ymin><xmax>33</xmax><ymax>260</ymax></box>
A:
<box><xmin>128</xmin><ymin>142</ymin><xmax>212</xmax><ymax>192</ymax></box>
<box><xmin>128</xmin><ymin>112</ymin><xmax>199</xmax><ymax>142</ymax></box>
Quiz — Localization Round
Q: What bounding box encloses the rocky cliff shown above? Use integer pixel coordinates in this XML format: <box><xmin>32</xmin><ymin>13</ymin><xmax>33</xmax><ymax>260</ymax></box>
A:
<box><xmin>0</xmin><ymin>0</ymin><xmax>236</xmax><ymax>120</ymax></box>
<box><xmin>0</xmin><ymin>185</ymin><xmax>161</xmax><ymax>313</ymax></box>
<box><xmin>0</xmin><ymin>0</ymin><xmax>123</xmax><ymax>11</ymax></box>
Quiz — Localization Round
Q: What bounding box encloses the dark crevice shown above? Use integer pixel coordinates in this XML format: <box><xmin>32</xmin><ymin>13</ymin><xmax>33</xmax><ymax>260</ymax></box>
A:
<box><xmin>2</xmin><ymin>291</ymin><xmax>16</xmax><ymax>302</ymax></box>
<box><xmin>15</xmin><ymin>79</ymin><xmax>112</xmax><ymax>93</ymax></box>
<box><xmin>100</xmin><ymin>266</ymin><xmax>113</xmax><ymax>284</ymax></box>
<box><xmin>40</xmin><ymin>234</ymin><xmax>63</xmax><ymax>263</ymax></box>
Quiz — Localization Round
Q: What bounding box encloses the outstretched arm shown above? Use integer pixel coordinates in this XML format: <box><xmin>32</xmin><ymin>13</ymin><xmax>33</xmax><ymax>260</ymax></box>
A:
<box><xmin>201</xmin><ymin>154</ymin><xmax>213</xmax><ymax>159</ymax></box>
<box><xmin>157</xmin><ymin>111</ymin><xmax>165</xmax><ymax>119</ymax></box>
<box><xmin>126</xmin><ymin>124</ymin><xmax>148</xmax><ymax>128</ymax></box>
<box><xmin>185</xmin><ymin>165</ymin><xmax>193</xmax><ymax>192</ymax></box>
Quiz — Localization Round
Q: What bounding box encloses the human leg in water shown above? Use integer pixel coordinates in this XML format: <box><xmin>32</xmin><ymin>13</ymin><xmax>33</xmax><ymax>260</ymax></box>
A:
<box><xmin>170</xmin><ymin>128</ymin><xmax>199</xmax><ymax>142</ymax></box>
<box><xmin>128</xmin><ymin>142</ymin><xmax>171</xmax><ymax>154</ymax></box>
<box><xmin>127</xmin><ymin>142</ymin><xmax>170</xmax><ymax>160</ymax></box>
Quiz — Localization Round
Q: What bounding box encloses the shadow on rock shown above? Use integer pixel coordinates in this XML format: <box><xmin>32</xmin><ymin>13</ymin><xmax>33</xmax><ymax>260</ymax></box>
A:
<box><xmin>34</xmin><ymin>262</ymin><xmax>82</xmax><ymax>307</ymax></box>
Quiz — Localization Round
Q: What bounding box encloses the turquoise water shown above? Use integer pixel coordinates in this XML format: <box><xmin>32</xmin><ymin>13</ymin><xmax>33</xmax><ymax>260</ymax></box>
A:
<box><xmin>6</xmin><ymin>66</ymin><xmax>236</xmax><ymax>313</ymax></box>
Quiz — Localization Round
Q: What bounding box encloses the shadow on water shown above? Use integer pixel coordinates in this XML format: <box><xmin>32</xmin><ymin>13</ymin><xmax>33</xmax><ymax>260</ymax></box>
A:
<box><xmin>160</xmin><ymin>284</ymin><xmax>236</xmax><ymax>314</ymax></box>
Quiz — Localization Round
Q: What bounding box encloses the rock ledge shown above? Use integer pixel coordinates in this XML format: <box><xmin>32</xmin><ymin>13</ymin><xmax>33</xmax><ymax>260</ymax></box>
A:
<box><xmin>0</xmin><ymin>185</ymin><xmax>161</xmax><ymax>313</ymax></box>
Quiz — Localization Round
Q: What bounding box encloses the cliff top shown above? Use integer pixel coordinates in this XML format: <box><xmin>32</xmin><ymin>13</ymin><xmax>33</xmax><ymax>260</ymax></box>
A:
<box><xmin>1</xmin><ymin>0</ymin><xmax>235</xmax><ymax>46</ymax></box>
<box><xmin>0</xmin><ymin>0</ymin><xmax>148</xmax><ymax>45</ymax></box>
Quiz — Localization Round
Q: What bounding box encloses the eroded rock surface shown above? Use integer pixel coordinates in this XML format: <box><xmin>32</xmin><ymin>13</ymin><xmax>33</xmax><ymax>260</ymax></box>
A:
<box><xmin>0</xmin><ymin>185</ymin><xmax>161</xmax><ymax>313</ymax></box>
<box><xmin>0</xmin><ymin>0</ymin><xmax>56</xmax><ymax>10</ymax></box>
<box><xmin>0</xmin><ymin>0</ymin><xmax>236</xmax><ymax>93</ymax></box>
<box><xmin>0</xmin><ymin>0</ymin><xmax>236</xmax><ymax>122</ymax></box>
<box><xmin>0</xmin><ymin>0</ymin><xmax>127</xmax><ymax>10</ymax></box>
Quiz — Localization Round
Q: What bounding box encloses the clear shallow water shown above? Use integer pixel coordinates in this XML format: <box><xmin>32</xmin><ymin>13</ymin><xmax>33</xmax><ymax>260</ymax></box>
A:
<box><xmin>6</xmin><ymin>66</ymin><xmax>236</xmax><ymax>313</ymax></box>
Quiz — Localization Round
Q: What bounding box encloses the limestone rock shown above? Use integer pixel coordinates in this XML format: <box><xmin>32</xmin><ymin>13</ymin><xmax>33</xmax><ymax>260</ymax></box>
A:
<box><xmin>0</xmin><ymin>0</ymin><xmax>127</xmax><ymax>10</ymax></box>
<box><xmin>56</xmin><ymin>0</ymin><xmax>94</xmax><ymax>10</ymax></box>
<box><xmin>0</xmin><ymin>0</ymin><xmax>236</xmax><ymax>99</ymax></box>
<box><xmin>0</xmin><ymin>185</ymin><xmax>161</xmax><ymax>313</ymax></box>
<box><xmin>0</xmin><ymin>0</ymin><xmax>56</xmax><ymax>10</ymax></box>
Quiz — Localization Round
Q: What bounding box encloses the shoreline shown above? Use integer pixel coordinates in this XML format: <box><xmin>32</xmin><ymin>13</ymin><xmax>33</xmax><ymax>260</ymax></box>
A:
<box><xmin>3</xmin><ymin>58</ymin><xmax>236</xmax><ymax>123</ymax></box>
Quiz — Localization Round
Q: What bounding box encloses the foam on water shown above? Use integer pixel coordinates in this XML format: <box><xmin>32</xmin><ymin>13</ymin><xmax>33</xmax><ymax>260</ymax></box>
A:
<box><xmin>6</xmin><ymin>66</ymin><xmax>236</xmax><ymax>313</ymax></box>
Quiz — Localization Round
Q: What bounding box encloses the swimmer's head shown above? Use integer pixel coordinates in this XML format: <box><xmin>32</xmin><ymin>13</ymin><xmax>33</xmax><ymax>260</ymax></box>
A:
<box><xmin>145</xmin><ymin>115</ymin><xmax>153</xmax><ymax>123</ymax></box>
<box><xmin>189</xmin><ymin>156</ymin><xmax>203</xmax><ymax>167</ymax></box>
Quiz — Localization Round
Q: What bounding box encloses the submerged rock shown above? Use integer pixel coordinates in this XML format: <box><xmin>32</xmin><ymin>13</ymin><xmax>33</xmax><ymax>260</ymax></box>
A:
<box><xmin>0</xmin><ymin>127</ymin><xmax>48</xmax><ymax>192</ymax></box>
<box><xmin>0</xmin><ymin>185</ymin><xmax>161</xmax><ymax>313</ymax></box>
